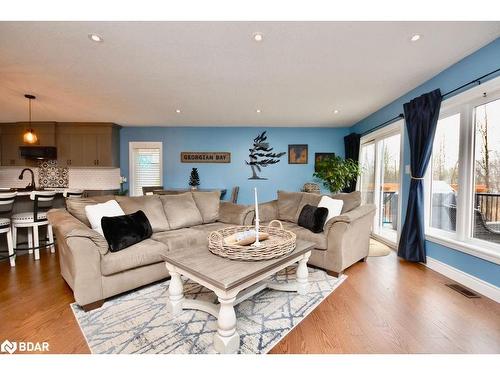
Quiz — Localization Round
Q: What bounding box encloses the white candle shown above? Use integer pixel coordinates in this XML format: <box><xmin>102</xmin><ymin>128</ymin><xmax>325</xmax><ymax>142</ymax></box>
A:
<box><xmin>254</xmin><ymin>187</ymin><xmax>260</xmax><ymax>246</ymax></box>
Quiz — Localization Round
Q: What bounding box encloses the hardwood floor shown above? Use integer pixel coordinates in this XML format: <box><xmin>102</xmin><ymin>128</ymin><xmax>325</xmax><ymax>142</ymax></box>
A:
<box><xmin>0</xmin><ymin>248</ymin><xmax>499</xmax><ymax>354</ymax></box>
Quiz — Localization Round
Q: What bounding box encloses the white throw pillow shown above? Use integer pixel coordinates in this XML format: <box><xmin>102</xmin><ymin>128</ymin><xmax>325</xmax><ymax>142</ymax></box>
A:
<box><xmin>85</xmin><ymin>200</ymin><xmax>125</xmax><ymax>235</ymax></box>
<box><xmin>318</xmin><ymin>196</ymin><xmax>344</xmax><ymax>228</ymax></box>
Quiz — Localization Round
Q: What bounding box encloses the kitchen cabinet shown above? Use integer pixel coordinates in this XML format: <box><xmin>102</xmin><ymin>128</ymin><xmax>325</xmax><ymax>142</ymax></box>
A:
<box><xmin>56</xmin><ymin>123</ymin><xmax>120</xmax><ymax>167</ymax></box>
<box><xmin>0</xmin><ymin>122</ymin><xmax>119</xmax><ymax>167</ymax></box>
<box><xmin>1</xmin><ymin>122</ymin><xmax>56</xmax><ymax>166</ymax></box>
<box><xmin>1</xmin><ymin>123</ymin><xmax>24</xmax><ymax>166</ymax></box>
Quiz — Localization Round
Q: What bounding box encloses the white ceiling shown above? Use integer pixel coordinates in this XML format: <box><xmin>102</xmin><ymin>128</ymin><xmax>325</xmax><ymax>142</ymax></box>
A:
<box><xmin>0</xmin><ymin>21</ymin><xmax>499</xmax><ymax>127</ymax></box>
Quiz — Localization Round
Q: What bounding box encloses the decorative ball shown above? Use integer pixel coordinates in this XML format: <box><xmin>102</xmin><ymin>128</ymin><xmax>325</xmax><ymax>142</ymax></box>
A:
<box><xmin>302</xmin><ymin>183</ymin><xmax>321</xmax><ymax>194</ymax></box>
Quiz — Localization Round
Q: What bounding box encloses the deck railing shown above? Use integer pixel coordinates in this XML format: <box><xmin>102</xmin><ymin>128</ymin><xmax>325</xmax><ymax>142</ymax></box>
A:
<box><xmin>382</xmin><ymin>191</ymin><xmax>397</xmax><ymax>226</ymax></box>
<box><xmin>475</xmin><ymin>192</ymin><xmax>500</xmax><ymax>223</ymax></box>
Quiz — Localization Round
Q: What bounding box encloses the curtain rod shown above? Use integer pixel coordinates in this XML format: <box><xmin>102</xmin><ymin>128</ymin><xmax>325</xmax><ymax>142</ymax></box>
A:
<box><xmin>360</xmin><ymin>66</ymin><xmax>500</xmax><ymax>138</ymax></box>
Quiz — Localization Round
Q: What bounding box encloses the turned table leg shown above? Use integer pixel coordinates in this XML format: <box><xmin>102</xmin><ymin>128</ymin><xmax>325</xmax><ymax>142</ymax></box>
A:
<box><xmin>166</xmin><ymin>266</ymin><xmax>184</xmax><ymax>315</ymax></box>
<box><xmin>213</xmin><ymin>294</ymin><xmax>240</xmax><ymax>354</ymax></box>
<box><xmin>296</xmin><ymin>251</ymin><xmax>311</xmax><ymax>295</ymax></box>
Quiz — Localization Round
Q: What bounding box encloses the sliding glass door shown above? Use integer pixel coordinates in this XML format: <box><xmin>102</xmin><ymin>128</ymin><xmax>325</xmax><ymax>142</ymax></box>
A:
<box><xmin>359</xmin><ymin>123</ymin><xmax>403</xmax><ymax>245</ymax></box>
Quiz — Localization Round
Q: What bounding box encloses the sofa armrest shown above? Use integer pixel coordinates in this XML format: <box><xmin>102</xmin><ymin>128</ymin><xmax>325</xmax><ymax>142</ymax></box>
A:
<box><xmin>257</xmin><ymin>200</ymin><xmax>279</xmax><ymax>223</ymax></box>
<box><xmin>218</xmin><ymin>202</ymin><xmax>255</xmax><ymax>225</ymax></box>
<box><xmin>325</xmin><ymin>204</ymin><xmax>376</xmax><ymax>229</ymax></box>
<box><xmin>47</xmin><ymin>209</ymin><xmax>107</xmax><ymax>306</ymax></box>
<box><xmin>318</xmin><ymin>204</ymin><xmax>376</xmax><ymax>274</ymax></box>
<box><xmin>48</xmin><ymin>208</ymin><xmax>109</xmax><ymax>255</ymax></box>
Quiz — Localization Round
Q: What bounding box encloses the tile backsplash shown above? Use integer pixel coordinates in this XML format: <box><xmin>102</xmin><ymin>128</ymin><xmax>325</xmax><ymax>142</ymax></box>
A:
<box><xmin>39</xmin><ymin>160</ymin><xmax>69</xmax><ymax>188</ymax></box>
<box><xmin>68</xmin><ymin>168</ymin><xmax>121</xmax><ymax>190</ymax></box>
<box><xmin>0</xmin><ymin>164</ymin><xmax>121</xmax><ymax>190</ymax></box>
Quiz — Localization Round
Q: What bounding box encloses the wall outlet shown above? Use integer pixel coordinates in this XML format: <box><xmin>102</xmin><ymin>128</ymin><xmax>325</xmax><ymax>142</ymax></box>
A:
<box><xmin>405</xmin><ymin>165</ymin><xmax>411</xmax><ymax>174</ymax></box>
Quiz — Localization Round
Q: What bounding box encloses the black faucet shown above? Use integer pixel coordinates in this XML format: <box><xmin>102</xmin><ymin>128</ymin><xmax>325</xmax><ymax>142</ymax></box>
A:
<box><xmin>19</xmin><ymin>168</ymin><xmax>36</xmax><ymax>191</ymax></box>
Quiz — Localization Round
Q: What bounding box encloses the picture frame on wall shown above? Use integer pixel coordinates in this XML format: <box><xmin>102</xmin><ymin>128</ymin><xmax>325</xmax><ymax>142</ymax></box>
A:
<box><xmin>288</xmin><ymin>144</ymin><xmax>308</xmax><ymax>164</ymax></box>
<box><xmin>314</xmin><ymin>152</ymin><xmax>335</xmax><ymax>172</ymax></box>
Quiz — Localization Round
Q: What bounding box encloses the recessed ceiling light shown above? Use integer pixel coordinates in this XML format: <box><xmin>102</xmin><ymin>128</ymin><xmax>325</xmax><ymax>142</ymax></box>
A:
<box><xmin>410</xmin><ymin>34</ymin><xmax>421</xmax><ymax>42</ymax></box>
<box><xmin>175</xmin><ymin>109</ymin><xmax>181</xmax><ymax>113</ymax></box>
<box><xmin>253</xmin><ymin>32</ymin><xmax>263</xmax><ymax>42</ymax></box>
<box><xmin>88</xmin><ymin>33</ymin><xmax>103</xmax><ymax>43</ymax></box>
<box><xmin>333</xmin><ymin>109</ymin><xmax>340</xmax><ymax>114</ymax></box>
<box><xmin>256</xmin><ymin>109</ymin><xmax>262</xmax><ymax>113</ymax></box>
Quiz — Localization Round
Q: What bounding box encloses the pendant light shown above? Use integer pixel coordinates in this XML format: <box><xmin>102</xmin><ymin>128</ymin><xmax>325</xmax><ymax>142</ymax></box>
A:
<box><xmin>23</xmin><ymin>94</ymin><xmax>38</xmax><ymax>144</ymax></box>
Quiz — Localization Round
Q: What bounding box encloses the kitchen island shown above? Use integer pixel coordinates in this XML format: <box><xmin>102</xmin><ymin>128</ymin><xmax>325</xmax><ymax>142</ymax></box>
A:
<box><xmin>0</xmin><ymin>189</ymin><xmax>66</xmax><ymax>255</ymax></box>
<box><xmin>0</xmin><ymin>188</ymin><xmax>119</xmax><ymax>255</ymax></box>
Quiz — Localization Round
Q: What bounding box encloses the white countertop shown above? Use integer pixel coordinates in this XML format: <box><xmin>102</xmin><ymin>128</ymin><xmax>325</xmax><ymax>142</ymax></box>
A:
<box><xmin>0</xmin><ymin>188</ymin><xmax>66</xmax><ymax>196</ymax></box>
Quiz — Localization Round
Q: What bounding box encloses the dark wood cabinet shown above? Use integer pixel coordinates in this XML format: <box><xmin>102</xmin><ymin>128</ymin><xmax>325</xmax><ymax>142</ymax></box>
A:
<box><xmin>0</xmin><ymin>122</ymin><xmax>119</xmax><ymax>167</ymax></box>
<box><xmin>1</xmin><ymin>123</ymin><xmax>25</xmax><ymax>166</ymax></box>
<box><xmin>56</xmin><ymin>123</ymin><xmax>120</xmax><ymax>167</ymax></box>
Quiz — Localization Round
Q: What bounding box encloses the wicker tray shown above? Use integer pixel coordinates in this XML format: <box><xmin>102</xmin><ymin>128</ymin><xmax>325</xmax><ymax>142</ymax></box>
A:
<box><xmin>208</xmin><ymin>220</ymin><xmax>297</xmax><ymax>261</ymax></box>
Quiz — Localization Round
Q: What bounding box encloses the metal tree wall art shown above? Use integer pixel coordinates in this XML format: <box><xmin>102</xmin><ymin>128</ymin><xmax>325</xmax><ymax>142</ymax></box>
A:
<box><xmin>246</xmin><ymin>131</ymin><xmax>286</xmax><ymax>180</ymax></box>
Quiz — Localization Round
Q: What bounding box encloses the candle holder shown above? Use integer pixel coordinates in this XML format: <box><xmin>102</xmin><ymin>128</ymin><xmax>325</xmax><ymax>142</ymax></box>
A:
<box><xmin>253</xmin><ymin>219</ymin><xmax>261</xmax><ymax>247</ymax></box>
<box><xmin>253</xmin><ymin>187</ymin><xmax>261</xmax><ymax>247</ymax></box>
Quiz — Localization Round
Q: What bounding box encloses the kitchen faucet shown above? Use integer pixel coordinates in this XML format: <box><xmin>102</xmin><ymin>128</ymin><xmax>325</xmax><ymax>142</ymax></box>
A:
<box><xmin>19</xmin><ymin>168</ymin><xmax>36</xmax><ymax>191</ymax></box>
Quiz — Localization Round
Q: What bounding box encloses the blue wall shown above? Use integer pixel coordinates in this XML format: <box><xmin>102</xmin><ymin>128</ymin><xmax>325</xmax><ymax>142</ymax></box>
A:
<box><xmin>120</xmin><ymin>127</ymin><xmax>349</xmax><ymax>204</ymax></box>
<box><xmin>350</xmin><ymin>37</ymin><xmax>500</xmax><ymax>287</ymax></box>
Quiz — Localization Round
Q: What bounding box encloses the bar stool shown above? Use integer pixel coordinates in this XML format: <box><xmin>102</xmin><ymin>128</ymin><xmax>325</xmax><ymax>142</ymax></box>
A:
<box><xmin>11</xmin><ymin>191</ymin><xmax>56</xmax><ymax>260</ymax></box>
<box><xmin>63</xmin><ymin>189</ymin><xmax>84</xmax><ymax>198</ymax></box>
<box><xmin>0</xmin><ymin>192</ymin><xmax>16</xmax><ymax>267</ymax></box>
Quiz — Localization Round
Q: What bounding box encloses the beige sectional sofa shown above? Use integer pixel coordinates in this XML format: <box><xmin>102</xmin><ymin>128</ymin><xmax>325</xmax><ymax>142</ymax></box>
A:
<box><xmin>48</xmin><ymin>190</ymin><xmax>375</xmax><ymax>311</ymax></box>
<box><xmin>47</xmin><ymin>192</ymin><xmax>254</xmax><ymax>310</ymax></box>
<box><xmin>259</xmin><ymin>191</ymin><xmax>376</xmax><ymax>278</ymax></box>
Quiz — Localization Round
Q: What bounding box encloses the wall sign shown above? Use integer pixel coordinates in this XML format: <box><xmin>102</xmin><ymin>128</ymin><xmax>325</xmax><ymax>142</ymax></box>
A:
<box><xmin>180</xmin><ymin>152</ymin><xmax>231</xmax><ymax>163</ymax></box>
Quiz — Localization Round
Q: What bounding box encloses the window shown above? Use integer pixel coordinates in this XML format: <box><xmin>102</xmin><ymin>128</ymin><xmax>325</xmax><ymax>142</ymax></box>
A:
<box><xmin>472</xmin><ymin>98</ymin><xmax>500</xmax><ymax>246</ymax></box>
<box><xmin>429</xmin><ymin>113</ymin><xmax>460</xmax><ymax>233</ymax></box>
<box><xmin>425</xmin><ymin>77</ymin><xmax>500</xmax><ymax>263</ymax></box>
<box><xmin>129</xmin><ymin>142</ymin><xmax>162</xmax><ymax>196</ymax></box>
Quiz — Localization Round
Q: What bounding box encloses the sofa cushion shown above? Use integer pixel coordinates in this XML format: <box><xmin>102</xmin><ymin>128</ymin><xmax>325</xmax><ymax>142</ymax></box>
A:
<box><xmin>263</xmin><ymin>221</ymin><xmax>328</xmax><ymax>250</ymax></box>
<box><xmin>101</xmin><ymin>210</ymin><xmax>153</xmax><ymax>252</ymax></box>
<box><xmin>159</xmin><ymin>192</ymin><xmax>203</xmax><ymax>229</ymax></box>
<box><xmin>297</xmin><ymin>204</ymin><xmax>328</xmax><ymax>233</ymax></box>
<box><xmin>152</xmin><ymin>228</ymin><xmax>208</xmax><ymax>250</ymax></box>
<box><xmin>191</xmin><ymin>222</ymin><xmax>232</xmax><ymax>233</ymax></box>
<box><xmin>218</xmin><ymin>202</ymin><xmax>254</xmax><ymax>225</ymax></box>
<box><xmin>192</xmin><ymin>191</ymin><xmax>221</xmax><ymax>224</ymax></box>
<box><xmin>116</xmin><ymin>195</ymin><xmax>170</xmax><ymax>232</ymax></box>
<box><xmin>277</xmin><ymin>191</ymin><xmax>304</xmax><ymax>223</ymax></box>
<box><xmin>65</xmin><ymin>195</ymin><xmax>116</xmax><ymax>227</ymax></box>
<box><xmin>100</xmin><ymin>238</ymin><xmax>169</xmax><ymax>276</ymax></box>
<box><xmin>85</xmin><ymin>200</ymin><xmax>125</xmax><ymax>235</ymax></box>
<box><xmin>66</xmin><ymin>198</ymin><xmax>94</xmax><ymax>226</ymax></box>
<box><xmin>331</xmin><ymin>191</ymin><xmax>361</xmax><ymax>213</ymax></box>
<box><xmin>295</xmin><ymin>192</ymin><xmax>322</xmax><ymax>222</ymax></box>
<box><xmin>318</xmin><ymin>195</ymin><xmax>344</xmax><ymax>227</ymax></box>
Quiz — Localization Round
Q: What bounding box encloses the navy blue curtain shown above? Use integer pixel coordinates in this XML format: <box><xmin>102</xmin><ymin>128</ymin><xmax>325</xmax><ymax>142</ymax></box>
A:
<box><xmin>343</xmin><ymin>133</ymin><xmax>361</xmax><ymax>193</ymax></box>
<box><xmin>397</xmin><ymin>89</ymin><xmax>442</xmax><ymax>263</ymax></box>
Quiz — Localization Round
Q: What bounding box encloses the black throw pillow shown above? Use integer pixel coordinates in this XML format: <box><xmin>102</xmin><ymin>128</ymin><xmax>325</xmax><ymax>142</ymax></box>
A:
<box><xmin>101</xmin><ymin>210</ymin><xmax>153</xmax><ymax>252</ymax></box>
<box><xmin>297</xmin><ymin>204</ymin><xmax>328</xmax><ymax>233</ymax></box>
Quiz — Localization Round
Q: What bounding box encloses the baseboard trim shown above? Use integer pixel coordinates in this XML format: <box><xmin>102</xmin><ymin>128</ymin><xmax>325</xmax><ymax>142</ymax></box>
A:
<box><xmin>425</xmin><ymin>256</ymin><xmax>500</xmax><ymax>303</ymax></box>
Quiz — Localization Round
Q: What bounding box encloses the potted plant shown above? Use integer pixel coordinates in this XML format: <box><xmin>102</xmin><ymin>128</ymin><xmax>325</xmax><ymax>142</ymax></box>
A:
<box><xmin>313</xmin><ymin>155</ymin><xmax>361</xmax><ymax>193</ymax></box>
<box><xmin>117</xmin><ymin>176</ymin><xmax>129</xmax><ymax>196</ymax></box>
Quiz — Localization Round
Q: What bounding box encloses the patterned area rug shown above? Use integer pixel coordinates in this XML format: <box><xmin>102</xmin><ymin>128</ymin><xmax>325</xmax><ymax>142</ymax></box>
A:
<box><xmin>71</xmin><ymin>266</ymin><xmax>346</xmax><ymax>354</ymax></box>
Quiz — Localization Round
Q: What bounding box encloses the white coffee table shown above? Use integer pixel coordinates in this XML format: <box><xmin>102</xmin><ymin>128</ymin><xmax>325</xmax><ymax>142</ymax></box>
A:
<box><xmin>163</xmin><ymin>240</ymin><xmax>314</xmax><ymax>354</ymax></box>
